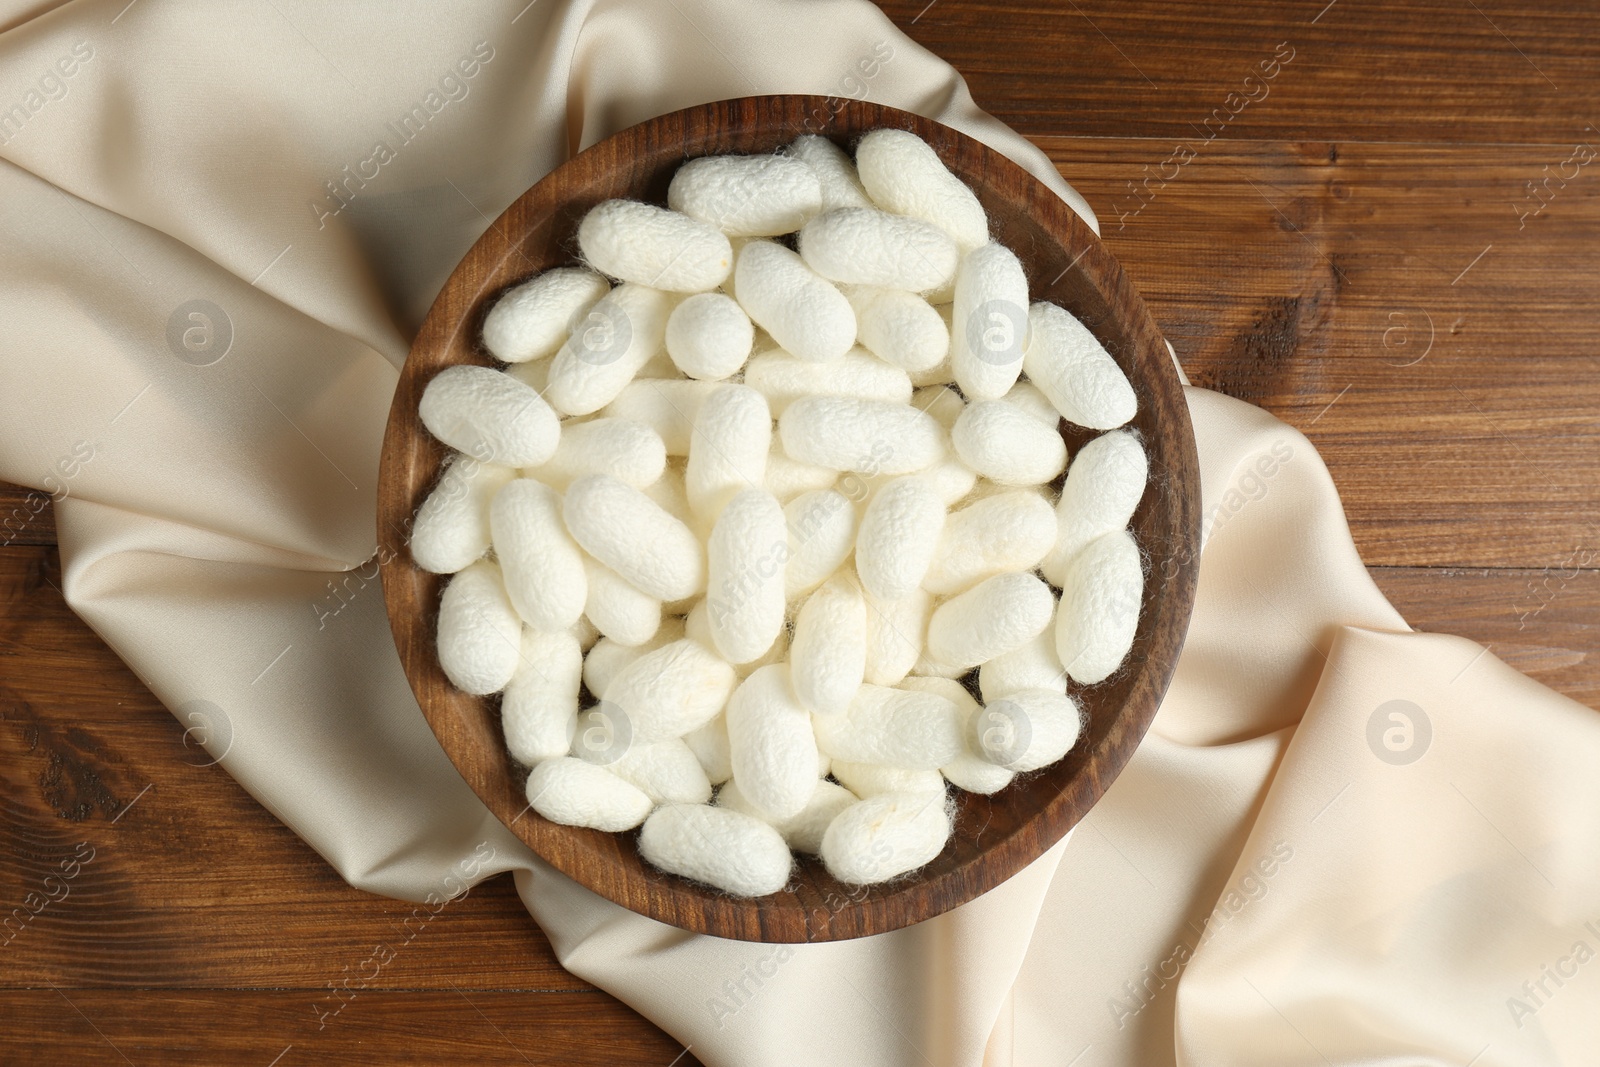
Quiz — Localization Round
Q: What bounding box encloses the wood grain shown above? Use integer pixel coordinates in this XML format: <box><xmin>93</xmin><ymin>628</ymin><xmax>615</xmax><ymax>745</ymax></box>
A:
<box><xmin>4</xmin><ymin>0</ymin><xmax>1600</xmax><ymax>1060</ymax></box>
<box><xmin>0</xmin><ymin>483</ymin><xmax>55</xmax><ymax>546</ymax></box>
<box><xmin>1371</xmin><ymin>566</ymin><xmax>1600</xmax><ymax>710</ymax></box>
<box><xmin>1</xmin><ymin>549</ymin><xmax>1593</xmax><ymax>995</ymax></box>
<box><xmin>0</xmin><ymin>990</ymin><xmax>699</xmax><ymax>1066</ymax></box>
<box><xmin>0</xmin><ymin>546</ymin><xmax>583</xmax><ymax>991</ymax></box>
<box><xmin>1039</xmin><ymin>137</ymin><xmax>1600</xmax><ymax>568</ymax></box>
<box><xmin>379</xmin><ymin>94</ymin><xmax>1200</xmax><ymax>943</ymax></box>
<box><xmin>878</xmin><ymin>0</ymin><xmax>1600</xmax><ymax>144</ymax></box>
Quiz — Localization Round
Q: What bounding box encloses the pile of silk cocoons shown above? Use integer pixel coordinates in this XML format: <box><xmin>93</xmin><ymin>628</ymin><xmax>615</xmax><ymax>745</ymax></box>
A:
<box><xmin>413</xmin><ymin>128</ymin><xmax>1148</xmax><ymax>898</ymax></box>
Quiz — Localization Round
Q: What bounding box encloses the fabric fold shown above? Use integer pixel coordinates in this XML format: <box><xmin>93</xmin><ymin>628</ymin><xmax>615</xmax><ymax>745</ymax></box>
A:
<box><xmin>1178</xmin><ymin>627</ymin><xmax>1600</xmax><ymax>1065</ymax></box>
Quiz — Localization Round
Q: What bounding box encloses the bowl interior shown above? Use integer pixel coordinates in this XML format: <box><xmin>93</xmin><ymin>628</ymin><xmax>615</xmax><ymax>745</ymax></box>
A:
<box><xmin>379</xmin><ymin>95</ymin><xmax>1199</xmax><ymax>942</ymax></box>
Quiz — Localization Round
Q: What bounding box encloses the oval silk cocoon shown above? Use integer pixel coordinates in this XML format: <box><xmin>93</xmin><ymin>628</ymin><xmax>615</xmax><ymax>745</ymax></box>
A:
<box><xmin>951</xmin><ymin>398</ymin><xmax>1068</xmax><ymax>486</ymax></box>
<box><xmin>490</xmin><ymin>479</ymin><xmax>587</xmax><ymax>632</ymax></box>
<box><xmin>581</xmin><ymin>556</ymin><xmax>661</xmax><ymax>647</ymax></box>
<box><xmin>577</xmin><ymin>199</ymin><xmax>732</xmax><ymax>292</ymax></box>
<box><xmin>789</xmin><ymin>572</ymin><xmax>868</xmax><ymax>716</ymax></box>
<box><xmin>786</xmin><ymin>134</ymin><xmax>873</xmax><ymax>212</ymax></box>
<box><xmin>862</xmin><ymin>584</ymin><xmax>932</xmax><ymax>687</ymax></box>
<box><xmin>1023</xmin><ymin>301</ymin><xmax>1137</xmax><ymax>430</ymax></box>
<box><xmin>418</xmin><ymin>365</ymin><xmax>559</xmax><ymax>468</ymax></box>
<box><xmin>941</xmin><ymin>751</ymin><xmax>1015</xmax><ymax>796</ymax></box>
<box><xmin>821</xmin><ymin>790</ymin><xmax>953</xmax><ymax>885</ymax></box>
<box><xmin>481</xmin><ymin>267</ymin><xmax>609</xmax><ymax>363</ymax></box>
<box><xmin>854</xmin><ymin>128</ymin><xmax>988</xmax><ymax>251</ymax></box>
<box><xmin>685</xmin><ymin>384</ymin><xmax>772</xmax><ymax>524</ymax></box>
<box><xmin>544</xmin><ymin>283</ymin><xmax>674</xmax><ymax>417</ymax></box>
<box><xmin>978</xmin><ymin>629</ymin><xmax>1067</xmax><ymax>701</ymax></box>
<box><xmin>846</xmin><ymin>286</ymin><xmax>949</xmax><ymax>373</ymax></box>
<box><xmin>705</xmin><ymin>488</ymin><xmax>788</xmax><ymax>664</ymax></box>
<box><xmin>778</xmin><ymin>395</ymin><xmax>945</xmax><ymax>474</ymax></box>
<box><xmin>923</xmin><ymin>489</ymin><xmax>1057</xmax><ymax>595</ymax></box>
<box><xmin>798</xmin><ymin>207</ymin><xmax>959</xmax><ymax>293</ymax></box>
<box><xmin>764</xmin><ymin>443</ymin><xmax>839</xmax><ymax>503</ymax></box>
<box><xmin>682</xmin><ymin>712</ymin><xmax>733</xmax><ymax>785</ymax></box>
<box><xmin>500</xmin><ymin>627</ymin><xmax>582</xmax><ymax>766</ymax></box>
<box><xmin>562</xmin><ymin>474</ymin><xmax>704</xmax><ymax>602</ymax></box>
<box><xmin>527</xmin><ymin>757</ymin><xmax>652</xmax><ymax>832</ymax></box>
<box><xmin>812</xmin><ymin>683</ymin><xmax>965</xmax><ymax>769</ymax></box>
<box><xmin>409</xmin><ymin>455</ymin><xmax>515</xmax><ymax>574</ymax></box>
<box><xmin>436</xmin><ymin>560</ymin><xmax>522</xmax><ymax>695</ymax></box>
<box><xmin>855</xmin><ymin>475</ymin><xmax>945</xmax><ymax>600</ymax></box>
<box><xmin>667</xmin><ymin>153</ymin><xmax>823</xmax><ymax>237</ymax></box>
<box><xmin>973</xmin><ymin>687</ymin><xmax>1084</xmax><ymax>773</ymax></box>
<box><xmin>733</xmin><ymin>240</ymin><xmax>856</xmax><ymax>363</ymax></box>
<box><xmin>1055</xmin><ymin>528</ymin><xmax>1143</xmax><ymax>685</ymax></box>
<box><xmin>950</xmin><ymin>242</ymin><xmax>1030</xmax><ymax>401</ymax></box>
<box><xmin>926</xmin><ymin>571</ymin><xmax>1055</xmax><ymax>669</ymax></box>
<box><xmin>665</xmin><ymin>291</ymin><xmax>754</xmax><ymax>380</ymax></box>
<box><xmin>829</xmin><ymin>759</ymin><xmax>946</xmax><ymax>799</ymax></box>
<box><xmin>581</xmin><ymin>617</ymin><xmax>684</xmax><ymax>699</ymax></box>
<box><xmin>1041</xmin><ymin>429</ymin><xmax>1148</xmax><ymax>586</ymax></box>
<box><xmin>599</xmin><ymin>637</ymin><xmax>738</xmax><ymax>744</ymax></box>
<box><xmin>784</xmin><ymin>489</ymin><xmax>859</xmax><ymax>599</ymax></box>
<box><xmin>587</xmin><ymin>734</ymin><xmax>712</xmax><ymax>806</ymax></box>
<box><xmin>638</xmin><ymin>803</ymin><xmax>793</xmax><ymax>897</ymax></box>
<box><xmin>725</xmin><ymin>664</ymin><xmax>820</xmax><ymax>821</ymax></box>
<box><xmin>531</xmin><ymin>417</ymin><xmax>666</xmax><ymax>490</ymax></box>
<box><xmin>744</xmin><ymin>347</ymin><xmax>912</xmax><ymax>416</ymax></box>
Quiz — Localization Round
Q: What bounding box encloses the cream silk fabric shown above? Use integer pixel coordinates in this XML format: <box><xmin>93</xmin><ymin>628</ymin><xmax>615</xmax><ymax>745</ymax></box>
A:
<box><xmin>2</xmin><ymin>1</ymin><xmax>1597</xmax><ymax>1063</ymax></box>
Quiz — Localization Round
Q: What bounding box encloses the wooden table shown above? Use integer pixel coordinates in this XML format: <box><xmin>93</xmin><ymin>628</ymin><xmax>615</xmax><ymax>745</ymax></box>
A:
<box><xmin>3</xmin><ymin>2</ymin><xmax>1596</xmax><ymax>1061</ymax></box>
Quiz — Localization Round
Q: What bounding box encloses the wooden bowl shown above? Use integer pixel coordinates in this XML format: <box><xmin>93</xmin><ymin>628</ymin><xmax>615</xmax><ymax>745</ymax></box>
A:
<box><xmin>379</xmin><ymin>95</ymin><xmax>1199</xmax><ymax>942</ymax></box>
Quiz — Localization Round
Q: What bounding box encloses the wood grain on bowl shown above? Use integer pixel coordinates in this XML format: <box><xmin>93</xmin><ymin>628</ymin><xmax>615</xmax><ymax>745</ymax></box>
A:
<box><xmin>378</xmin><ymin>95</ymin><xmax>1200</xmax><ymax>943</ymax></box>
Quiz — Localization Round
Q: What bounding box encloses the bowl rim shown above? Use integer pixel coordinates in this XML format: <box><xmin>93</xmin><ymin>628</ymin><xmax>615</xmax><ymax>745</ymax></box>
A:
<box><xmin>379</xmin><ymin>93</ymin><xmax>1200</xmax><ymax>942</ymax></box>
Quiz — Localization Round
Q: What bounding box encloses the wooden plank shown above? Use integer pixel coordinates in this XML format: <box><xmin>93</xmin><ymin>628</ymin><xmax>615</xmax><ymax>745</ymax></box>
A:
<box><xmin>3</xmin><ymin>543</ymin><xmax>1596</xmax><ymax>997</ymax></box>
<box><xmin>1371</xmin><ymin>566</ymin><xmax>1600</xmax><ymax>710</ymax></box>
<box><xmin>0</xmin><ymin>990</ymin><xmax>701</xmax><ymax>1066</ymax></box>
<box><xmin>0</xmin><ymin>482</ymin><xmax>54</xmax><ymax>546</ymax></box>
<box><xmin>881</xmin><ymin>0</ymin><xmax>1600</xmax><ymax>144</ymax></box>
<box><xmin>1035</xmin><ymin>137</ymin><xmax>1600</xmax><ymax>568</ymax></box>
<box><xmin>10</xmin><ymin>141</ymin><xmax>1596</xmax><ymax>575</ymax></box>
<box><xmin>0</xmin><ymin>545</ymin><xmax>585</xmax><ymax>991</ymax></box>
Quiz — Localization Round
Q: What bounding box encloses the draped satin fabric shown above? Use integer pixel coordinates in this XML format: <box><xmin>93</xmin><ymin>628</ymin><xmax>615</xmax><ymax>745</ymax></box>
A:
<box><xmin>2</xmin><ymin>2</ymin><xmax>1595</xmax><ymax>1063</ymax></box>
